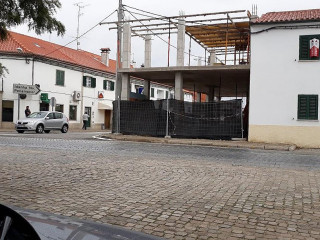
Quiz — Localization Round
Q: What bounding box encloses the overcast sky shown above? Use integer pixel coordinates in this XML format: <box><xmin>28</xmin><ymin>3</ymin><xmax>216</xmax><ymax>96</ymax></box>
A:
<box><xmin>12</xmin><ymin>0</ymin><xmax>320</xmax><ymax>67</ymax></box>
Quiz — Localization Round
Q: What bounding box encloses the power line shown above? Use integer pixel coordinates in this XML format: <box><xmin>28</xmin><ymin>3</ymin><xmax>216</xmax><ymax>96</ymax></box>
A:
<box><xmin>43</xmin><ymin>9</ymin><xmax>117</xmax><ymax>57</ymax></box>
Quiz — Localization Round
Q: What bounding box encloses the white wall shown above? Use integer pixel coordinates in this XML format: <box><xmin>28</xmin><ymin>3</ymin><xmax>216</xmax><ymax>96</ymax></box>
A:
<box><xmin>250</xmin><ymin>22</ymin><xmax>320</xmax><ymax>127</ymax></box>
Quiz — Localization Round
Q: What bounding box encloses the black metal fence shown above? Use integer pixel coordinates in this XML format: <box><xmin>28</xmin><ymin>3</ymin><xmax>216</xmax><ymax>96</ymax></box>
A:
<box><xmin>113</xmin><ymin>99</ymin><xmax>243</xmax><ymax>139</ymax></box>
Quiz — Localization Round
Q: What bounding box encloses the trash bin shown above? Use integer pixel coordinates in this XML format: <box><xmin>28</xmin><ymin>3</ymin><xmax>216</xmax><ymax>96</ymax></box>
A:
<box><xmin>101</xmin><ymin>124</ymin><xmax>105</xmax><ymax>130</ymax></box>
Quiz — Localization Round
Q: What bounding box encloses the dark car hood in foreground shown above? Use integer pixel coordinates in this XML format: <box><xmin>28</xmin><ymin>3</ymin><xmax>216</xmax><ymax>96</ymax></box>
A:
<box><xmin>9</xmin><ymin>205</ymin><xmax>163</xmax><ymax>240</ymax></box>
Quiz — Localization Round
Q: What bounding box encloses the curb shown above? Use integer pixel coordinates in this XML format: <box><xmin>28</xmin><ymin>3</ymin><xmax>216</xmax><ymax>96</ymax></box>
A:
<box><xmin>99</xmin><ymin>134</ymin><xmax>297</xmax><ymax>151</ymax></box>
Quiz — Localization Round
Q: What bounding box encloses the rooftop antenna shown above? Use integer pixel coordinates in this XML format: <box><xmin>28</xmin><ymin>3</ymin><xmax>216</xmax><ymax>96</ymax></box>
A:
<box><xmin>74</xmin><ymin>2</ymin><xmax>89</xmax><ymax>50</ymax></box>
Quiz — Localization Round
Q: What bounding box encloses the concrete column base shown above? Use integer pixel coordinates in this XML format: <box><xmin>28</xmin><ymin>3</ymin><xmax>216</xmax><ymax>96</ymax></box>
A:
<box><xmin>121</xmin><ymin>73</ymin><xmax>130</xmax><ymax>100</ymax></box>
<box><xmin>143</xmin><ymin>80</ymin><xmax>150</xmax><ymax>99</ymax></box>
<box><xmin>175</xmin><ymin>72</ymin><xmax>184</xmax><ymax>101</ymax></box>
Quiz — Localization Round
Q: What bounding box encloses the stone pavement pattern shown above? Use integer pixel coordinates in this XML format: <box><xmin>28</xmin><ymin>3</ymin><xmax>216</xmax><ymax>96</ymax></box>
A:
<box><xmin>0</xmin><ymin>135</ymin><xmax>320</xmax><ymax>239</ymax></box>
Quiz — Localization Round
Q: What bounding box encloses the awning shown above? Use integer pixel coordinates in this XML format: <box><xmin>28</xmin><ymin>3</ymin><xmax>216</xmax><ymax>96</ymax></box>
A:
<box><xmin>98</xmin><ymin>102</ymin><xmax>113</xmax><ymax>110</ymax></box>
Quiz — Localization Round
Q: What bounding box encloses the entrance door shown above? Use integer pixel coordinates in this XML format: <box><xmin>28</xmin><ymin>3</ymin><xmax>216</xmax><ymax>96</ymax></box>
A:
<box><xmin>40</xmin><ymin>102</ymin><xmax>49</xmax><ymax>111</ymax></box>
<box><xmin>84</xmin><ymin>107</ymin><xmax>91</xmax><ymax>127</ymax></box>
<box><xmin>104</xmin><ymin>110</ymin><xmax>111</xmax><ymax>129</ymax></box>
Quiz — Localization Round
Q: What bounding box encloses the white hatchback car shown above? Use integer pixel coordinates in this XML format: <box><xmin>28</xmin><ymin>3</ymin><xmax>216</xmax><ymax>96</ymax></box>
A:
<box><xmin>15</xmin><ymin>111</ymin><xmax>69</xmax><ymax>134</ymax></box>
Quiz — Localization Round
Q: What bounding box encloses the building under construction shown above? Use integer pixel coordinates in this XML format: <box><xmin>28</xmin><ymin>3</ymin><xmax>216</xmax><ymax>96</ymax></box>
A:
<box><xmin>104</xmin><ymin>5</ymin><xmax>255</xmax><ymax>139</ymax></box>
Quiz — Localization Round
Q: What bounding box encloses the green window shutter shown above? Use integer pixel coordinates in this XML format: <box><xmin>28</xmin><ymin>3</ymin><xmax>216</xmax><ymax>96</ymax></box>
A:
<box><xmin>298</xmin><ymin>95</ymin><xmax>318</xmax><ymax>120</ymax></box>
<box><xmin>298</xmin><ymin>95</ymin><xmax>308</xmax><ymax>119</ymax></box>
<box><xmin>166</xmin><ymin>91</ymin><xmax>169</xmax><ymax>99</ymax></box>
<box><xmin>151</xmin><ymin>88</ymin><xmax>154</xmax><ymax>97</ymax></box>
<box><xmin>299</xmin><ymin>35</ymin><xmax>320</xmax><ymax>60</ymax></box>
<box><xmin>110</xmin><ymin>81</ymin><xmax>115</xmax><ymax>91</ymax></box>
<box><xmin>83</xmin><ymin>76</ymin><xmax>86</xmax><ymax>86</ymax></box>
<box><xmin>299</xmin><ymin>36</ymin><xmax>309</xmax><ymax>60</ymax></box>
<box><xmin>103</xmin><ymin>80</ymin><xmax>107</xmax><ymax>90</ymax></box>
<box><xmin>309</xmin><ymin>95</ymin><xmax>318</xmax><ymax>120</ymax></box>
<box><xmin>91</xmin><ymin>78</ymin><xmax>96</xmax><ymax>88</ymax></box>
<box><xmin>56</xmin><ymin>70</ymin><xmax>64</xmax><ymax>86</ymax></box>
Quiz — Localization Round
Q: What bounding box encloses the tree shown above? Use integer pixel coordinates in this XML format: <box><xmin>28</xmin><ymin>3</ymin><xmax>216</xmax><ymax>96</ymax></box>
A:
<box><xmin>0</xmin><ymin>0</ymin><xmax>65</xmax><ymax>41</ymax></box>
<box><xmin>0</xmin><ymin>0</ymin><xmax>65</xmax><ymax>77</ymax></box>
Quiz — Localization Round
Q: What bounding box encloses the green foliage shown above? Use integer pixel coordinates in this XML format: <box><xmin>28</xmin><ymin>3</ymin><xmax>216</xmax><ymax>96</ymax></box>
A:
<box><xmin>0</xmin><ymin>0</ymin><xmax>65</xmax><ymax>41</ymax></box>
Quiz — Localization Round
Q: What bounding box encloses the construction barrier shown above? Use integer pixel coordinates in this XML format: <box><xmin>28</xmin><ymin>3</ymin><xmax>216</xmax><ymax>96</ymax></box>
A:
<box><xmin>112</xmin><ymin>99</ymin><xmax>243</xmax><ymax>139</ymax></box>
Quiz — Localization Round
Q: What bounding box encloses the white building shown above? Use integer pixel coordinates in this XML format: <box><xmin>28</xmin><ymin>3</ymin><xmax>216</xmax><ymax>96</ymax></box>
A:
<box><xmin>249</xmin><ymin>9</ymin><xmax>320</xmax><ymax>148</ymax></box>
<box><xmin>0</xmin><ymin>32</ymin><xmax>116</xmax><ymax>130</ymax></box>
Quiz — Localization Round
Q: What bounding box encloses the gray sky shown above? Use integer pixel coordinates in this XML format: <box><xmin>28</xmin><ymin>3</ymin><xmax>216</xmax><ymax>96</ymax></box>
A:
<box><xmin>12</xmin><ymin>0</ymin><xmax>320</xmax><ymax>67</ymax></box>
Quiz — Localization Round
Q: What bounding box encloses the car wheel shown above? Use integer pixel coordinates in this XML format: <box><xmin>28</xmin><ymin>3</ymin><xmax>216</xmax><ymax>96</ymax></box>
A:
<box><xmin>36</xmin><ymin>124</ymin><xmax>44</xmax><ymax>134</ymax></box>
<box><xmin>61</xmin><ymin>124</ymin><xmax>68</xmax><ymax>133</ymax></box>
<box><xmin>17</xmin><ymin>130</ymin><xmax>24</xmax><ymax>133</ymax></box>
<box><xmin>44</xmin><ymin>130</ymin><xmax>50</xmax><ymax>133</ymax></box>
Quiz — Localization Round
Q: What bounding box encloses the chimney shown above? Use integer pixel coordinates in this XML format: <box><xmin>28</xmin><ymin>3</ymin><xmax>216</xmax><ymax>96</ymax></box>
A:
<box><xmin>101</xmin><ymin>48</ymin><xmax>110</xmax><ymax>67</ymax></box>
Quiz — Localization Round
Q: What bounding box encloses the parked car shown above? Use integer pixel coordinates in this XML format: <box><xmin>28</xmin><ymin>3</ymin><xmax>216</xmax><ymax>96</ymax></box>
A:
<box><xmin>15</xmin><ymin>111</ymin><xmax>69</xmax><ymax>134</ymax></box>
<box><xmin>0</xmin><ymin>204</ymin><xmax>162</xmax><ymax>240</ymax></box>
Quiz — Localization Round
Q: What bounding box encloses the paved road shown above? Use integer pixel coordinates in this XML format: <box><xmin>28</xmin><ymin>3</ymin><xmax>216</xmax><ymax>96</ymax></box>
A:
<box><xmin>1</xmin><ymin>132</ymin><xmax>320</xmax><ymax>239</ymax></box>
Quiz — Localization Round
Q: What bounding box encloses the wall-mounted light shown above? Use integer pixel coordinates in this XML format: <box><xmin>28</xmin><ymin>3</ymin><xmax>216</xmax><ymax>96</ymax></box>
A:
<box><xmin>25</xmin><ymin>58</ymin><xmax>30</xmax><ymax>64</ymax></box>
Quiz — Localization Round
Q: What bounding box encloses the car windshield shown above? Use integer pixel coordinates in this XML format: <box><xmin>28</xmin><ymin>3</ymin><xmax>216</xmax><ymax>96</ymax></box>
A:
<box><xmin>27</xmin><ymin>112</ymin><xmax>47</xmax><ymax>118</ymax></box>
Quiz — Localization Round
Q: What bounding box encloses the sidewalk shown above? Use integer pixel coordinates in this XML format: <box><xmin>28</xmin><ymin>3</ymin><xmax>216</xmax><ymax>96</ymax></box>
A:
<box><xmin>101</xmin><ymin>133</ymin><xmax>297</xmax><ymax>151</ymax></box>
<box><xmin>0</xmin><ymin>128</ymin><xmax>110</xmax><ymax>133</ymax></box>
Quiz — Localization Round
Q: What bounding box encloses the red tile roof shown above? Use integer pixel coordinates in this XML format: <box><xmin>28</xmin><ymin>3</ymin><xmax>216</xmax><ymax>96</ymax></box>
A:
<box><xmin>255</xmin><ymin>9</ymin><xmax>320</xmax><ymax>24</ymax></box>
<box><xmin>0</xmin><ymin>31</ymin><xmax>116</xmax><ymax>74</ymax></box>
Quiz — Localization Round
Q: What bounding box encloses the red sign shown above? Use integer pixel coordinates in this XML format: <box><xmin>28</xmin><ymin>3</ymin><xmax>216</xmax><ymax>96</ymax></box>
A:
<box><xmin>310</xmin><ymin>38</ymin><xmax>319</xmax><ymax>57</ymax></box>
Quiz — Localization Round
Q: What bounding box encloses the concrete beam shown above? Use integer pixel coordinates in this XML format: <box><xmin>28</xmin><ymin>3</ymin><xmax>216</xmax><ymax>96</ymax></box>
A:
<box><xmin>144</xmin><ymin>35</ymin><xmax>152</xmax><ymax>68</ymax></box>
<box><xmin>209</xmin><ymin>50</ymin><xmax>216</xmax><ymax>66</ymax></box>
<box><xmin>176</xmin><ymin>18</ymin><xmax>186</xmax><ymax>66</ymax></box>
<box><xmin>175</xmin><ymin>72</ymin><xmax>184</xmax><ymax>101</ymax></box>
<box><xmin>121</xmin><ymin>73</ymin><xmax>130</xmax><ymax>100</ymax></box>
<box><xmin>122</xmin><ymin>23</ymin><xmax>131</xmax><ymax>68</ymax></box>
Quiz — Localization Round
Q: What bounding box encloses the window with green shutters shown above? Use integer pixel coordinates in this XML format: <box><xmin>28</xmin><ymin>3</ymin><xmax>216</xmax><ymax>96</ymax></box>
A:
<box><xmin>299</xmin><ymin>35</ymin><xmax>320</xmax><ymax>60</ymax></box>
<box><xmin>298</xmin><ymin>95</ymin><xmax>318</xmax><ymax>120</ymax></box>
<box><xmin>83</xmin><ymin>76</ymin><xmax>96</xmax><ymax>88</ymax></box>
<box><xmin>103</xmin><ymin>80</ymin><xmax>115</xmax><ymax>91</ymax></box>
<box><xmin>151</xmin><ymin>88</ymin><xmax>155</xmax><ymax>98</ymax></box>
<box><xmin>56</xmin><ymin>70</ymin><xmax>65</xmax><ymax>86</ymax></box>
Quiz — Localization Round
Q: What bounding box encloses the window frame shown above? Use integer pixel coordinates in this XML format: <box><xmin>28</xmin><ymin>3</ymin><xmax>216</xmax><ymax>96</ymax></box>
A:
<box><xmin>56</xmin><ymin>70</ymin><xmax>65</xmax><ymax>86</ymax></box>
<box><xmin>297</xmin><ymin>94</ymin><xmax>318</xmax><ymax>120</ymax></box>
<box><xmin>299</xmin><ymin>35</ymin><xmax>320</xmax><ymax>61</ymax></box>
<box><xmin>103</xmin><ymin>80</ymin><xmax>115</xmax><ymax>91</ymax></box>
<box><xmin>69</xmin><ymin>105</ymin><xmax>77</xmax><ymax>121</ymax></box>
<box><xmin>83</xmin><ymin>76</ymin><xmax>96</xmax><ymax>88</ymax></box>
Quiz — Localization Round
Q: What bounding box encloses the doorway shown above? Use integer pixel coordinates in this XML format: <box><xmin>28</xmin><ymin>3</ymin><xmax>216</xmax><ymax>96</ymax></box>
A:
<box><xmin>84</xmin><ymin>107</ymin><xmax>91</xmax><ymax>127</ymax></box>
<box><xmin>104</xmin><ymin>110</ymin><xmax>111</xmax><ymax>129</ymax></box>
<box><xmin>40</xmin><ymin>102</ymin><xmax>49</xmax><ymax>111</ymax></box>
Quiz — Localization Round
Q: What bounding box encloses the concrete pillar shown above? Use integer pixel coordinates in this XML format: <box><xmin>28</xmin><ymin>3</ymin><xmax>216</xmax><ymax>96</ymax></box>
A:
<box><xmin>196</xmin><ymin>92</ymin><xmax>201</xmax><ymax>102</ymax></box>
<box><xmin>207</xmin><ymin>87</ymin><xmax>214</xmax><ymax>102</ymax></box>
<box><xmin>197</xmin><ymin>57</ymin><xmax>202</xmax><ymax>66</ymax></box>
<box><xmin>122</xmin><ymin>23</ymin><xmax>131</xmax><ymax>68</ymax></box>
<box><xmin>174</xmin><ymin>72</ymin><xmax>184</xmax><ymax>101</ymax></box>
<box><xmin>209</xmin><ymin>50</ymin><xmax>216</xmax><ymax>66</ymax></box>
<box><xmin>144</xmin><ymin>35</ymin><xmax>152</xmax><ymax>68</ymax></box>
<box><xmin>121</xmin><ymin>73</ymin><xmax>130</xmax><ymax>100</ymax></box>
<box><xmin>143</xmin><ymin>80</ymin><xmax>150</xmax><ymax>99</ymax></box>
<box><xmin>176</xmin><ymin>18</ymin><xmax>186</xmax><ymax>66</ymax></box>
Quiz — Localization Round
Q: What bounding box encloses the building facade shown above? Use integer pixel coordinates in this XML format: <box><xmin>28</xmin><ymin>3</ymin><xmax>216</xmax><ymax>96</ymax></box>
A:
<box><xmin>0</xmin><ymin>32</ymin><xmax>116</xmax><ymax>130</ymax></box>
<box><xmin>249</xmin><ymin>9</ymin><xmax>320</xmax><ymax>148</ymax></box>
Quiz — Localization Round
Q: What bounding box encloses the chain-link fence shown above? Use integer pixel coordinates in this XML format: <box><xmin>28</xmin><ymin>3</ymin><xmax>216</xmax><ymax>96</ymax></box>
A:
<box><xmin>113</xmin><ymin>99</ymin><xmax>243</xmax><ymax>139</ymax></box>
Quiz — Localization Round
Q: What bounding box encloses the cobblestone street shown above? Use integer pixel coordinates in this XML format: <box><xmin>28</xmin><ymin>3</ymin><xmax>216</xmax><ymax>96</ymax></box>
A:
<box><xmin>1</xmin><ymin>133</ymin><xmax>320</xmax><ymax>239</ymax></box>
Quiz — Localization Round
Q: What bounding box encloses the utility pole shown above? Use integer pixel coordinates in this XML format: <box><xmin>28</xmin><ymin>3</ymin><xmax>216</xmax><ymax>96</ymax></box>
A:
<box><xmin>115</xmin><ymin>0</ymin><xmax>124</xmax><ymax>134</ymax></box>
<box><xmin>74</xmin><ymin>2</ymin><xmax>88</xmax><ymax>50</ymax></box>
<box><xmin>116</xmin><ymin>0</ymin><xmax>124</xmax><ymax>100</ymax></box>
